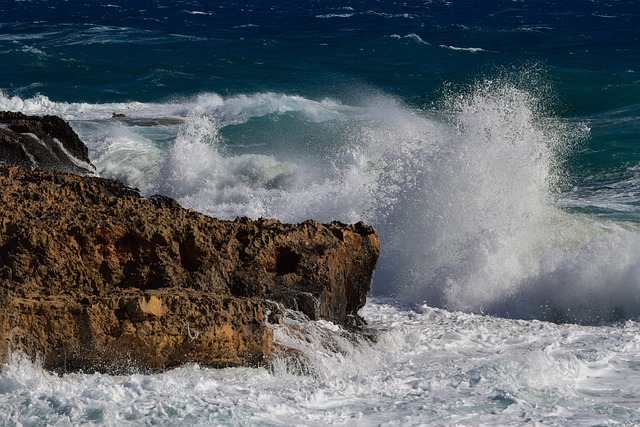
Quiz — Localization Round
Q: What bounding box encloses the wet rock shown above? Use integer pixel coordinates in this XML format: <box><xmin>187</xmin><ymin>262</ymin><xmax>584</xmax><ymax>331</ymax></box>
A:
<box><xmin>0</xmin><ymin>111</ymin><xmax>94</xmax><ymax>175</ymax></box>
<box><xmin>0</xmin><ymin>164</ymin><xmax>379</xmax><ymax>373</ymax></box>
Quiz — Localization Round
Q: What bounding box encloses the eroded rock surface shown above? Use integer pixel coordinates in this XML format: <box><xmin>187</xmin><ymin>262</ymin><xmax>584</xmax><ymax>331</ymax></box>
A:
<box><xmin>0</xmin><ymin>165</ymin><xmax>379</xmax><ymax>373</ymax></box>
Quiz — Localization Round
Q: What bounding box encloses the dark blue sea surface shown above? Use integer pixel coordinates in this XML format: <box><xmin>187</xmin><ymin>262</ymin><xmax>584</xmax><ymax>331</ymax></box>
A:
<box><xmin>1</xmin><ymin>0</ymin><xmax>637</xmax><ymax>105</ymax></box>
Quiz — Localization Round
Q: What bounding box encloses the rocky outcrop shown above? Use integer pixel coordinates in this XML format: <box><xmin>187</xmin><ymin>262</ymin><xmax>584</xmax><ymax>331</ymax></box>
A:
<box><xmin>0</xmin><ymin>112</ymin><xmax>380</xmax><ymax>373</ymax></box>
<box><xmin>0</xmin><ymin>111</ymin><xmax>94</xmax><ymax>175</ymax></box>
<box><xmin>0</xmin><ymin>165</ymin><xmax>380</xmax><ymax>373</ymax></box>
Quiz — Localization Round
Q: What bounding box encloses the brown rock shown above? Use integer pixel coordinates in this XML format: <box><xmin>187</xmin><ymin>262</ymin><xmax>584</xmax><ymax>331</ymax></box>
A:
<box><xmin>0</xmin><ymin>165</ymin><xmax>380</xmax><ymax>373</ymax></box>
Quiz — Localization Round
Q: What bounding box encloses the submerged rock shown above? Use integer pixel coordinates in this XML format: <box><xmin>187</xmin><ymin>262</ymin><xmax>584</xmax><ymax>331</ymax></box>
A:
<box><xmin>0</xmin><ymin>163</ymin><xmax>379</xmax><ymax>373</ymax></box>
<box><xmin>110</xmin><ymin>113</ymin><xmax>184</xmax><ymax>126</ymax></box>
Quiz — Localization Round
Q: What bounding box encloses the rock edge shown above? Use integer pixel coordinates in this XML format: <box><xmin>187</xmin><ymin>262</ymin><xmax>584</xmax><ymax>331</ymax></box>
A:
<box><xmin>0</xmin><ymin>113</ymin><xmax>380</xmax><ymax>373</ymax></box>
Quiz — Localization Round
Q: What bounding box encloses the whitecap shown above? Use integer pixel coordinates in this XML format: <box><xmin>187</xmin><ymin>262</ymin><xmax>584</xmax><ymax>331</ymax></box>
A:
<box><xmin>440</xmin><ymin>44</ymin><xmax>488</xmax><ymax>53</ymax></box>
<box><xmin>389</xmin><ymin>33</ymin><xmax>430</xmax><ymax>45</ymax></box>
<box><xmin>315</xmin><ymin>13</ymin><xmax>354</xmax><ymax>19</ymax></box>
<box><xmin>183</xmin><ymin>10</ymin><xmax>212</xmax><ymax>16</ymax></box>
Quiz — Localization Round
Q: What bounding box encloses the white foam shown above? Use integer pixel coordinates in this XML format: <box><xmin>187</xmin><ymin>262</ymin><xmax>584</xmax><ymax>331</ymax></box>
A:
<box><xmin>390</xmin><ymin>33</ymin><xmax>431</xmax><ymax>45</ymax></box>
<box><xmin>440</xmin><ymin>44</ymin><xmax>488</xmax><ymax>53</ymax></box>
<box><xmin>315</xmin><ymin>13</ymin><xmax>354</xmax><ymax>19</ymax></box>
<box><xmin>3</xmin><ymin>302</ymin><xmax>640</xmax><ymax>425</ymax></box>
<box><xmin>0</xmin><ymin>91</ymin><xmax>347</xmax><ymax>124</ymax></box>
<box><xmin>20</xmin><ymin>44</ymin><xmax>48</xmax><ymax>57</ymax></box>
<box><xmin>183</xmin><ymin>10</ymin><xmax>212</xmax><ymax>16</ymax></box>
<box><xmin>366</xmin><ymin>11</ymin><xmax>416</xmax><ymax>19</ymax></box>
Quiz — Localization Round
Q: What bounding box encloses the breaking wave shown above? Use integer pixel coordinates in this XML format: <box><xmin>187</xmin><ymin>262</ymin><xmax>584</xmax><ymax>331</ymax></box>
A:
<box><xmin>3</xmin><ymin>75</ymin><xmax>640</xmax><ymax>324</ymax></box>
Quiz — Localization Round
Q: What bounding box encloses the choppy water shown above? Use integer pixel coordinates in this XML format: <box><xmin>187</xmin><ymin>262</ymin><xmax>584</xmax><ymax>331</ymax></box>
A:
<box><xmin>4</xmin><ymin>302</ymin><xmax>640</xmax><ymax>425</ymax></box>
<box><xmin>2</xmin><ymin>0</ymin><xmax>640</xmax><ymax>425</ymax></box>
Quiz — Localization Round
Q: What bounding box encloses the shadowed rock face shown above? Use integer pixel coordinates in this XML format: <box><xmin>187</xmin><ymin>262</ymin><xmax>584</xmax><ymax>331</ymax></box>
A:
<box><xmin>0</xmin><ymin>163</ymin><xmax>379</xmax><ymax>372</ymax></box>
<box><xmin>0</xmin><ymin>111</ymin><xmax>94</xmax><ymax>175</ymax></box>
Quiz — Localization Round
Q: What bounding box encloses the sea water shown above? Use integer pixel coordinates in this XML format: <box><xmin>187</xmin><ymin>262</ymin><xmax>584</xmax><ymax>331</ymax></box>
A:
<box><xmin>1</xmin><ymin>0</ymin><xmax>640</xmax><ymax>425</ymax></box>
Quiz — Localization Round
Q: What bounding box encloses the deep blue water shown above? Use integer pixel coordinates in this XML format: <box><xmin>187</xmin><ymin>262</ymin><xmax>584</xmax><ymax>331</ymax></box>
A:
<box><xmin>2</xmin><ymin>0</ymin><xmax>638</xmax><ymax>107</ymax></box>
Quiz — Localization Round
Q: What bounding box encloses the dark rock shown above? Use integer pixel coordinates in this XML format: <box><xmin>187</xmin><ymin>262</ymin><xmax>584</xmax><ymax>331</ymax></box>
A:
<box><xmin>0</xmin><ymin>111</ymin><xmax>94</xmax><ymax>175</ymax></box>
<box><xmin>110</xmin><ymin>113</ymin><xmax>183</xmax><ymax>126</ymax></box>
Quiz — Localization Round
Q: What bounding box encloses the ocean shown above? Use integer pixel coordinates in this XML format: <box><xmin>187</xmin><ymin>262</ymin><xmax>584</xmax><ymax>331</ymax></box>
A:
<box><xmin>1</xmin><ymin>0</ymin><xmax>640</xmax><ymax>425</ymax></box>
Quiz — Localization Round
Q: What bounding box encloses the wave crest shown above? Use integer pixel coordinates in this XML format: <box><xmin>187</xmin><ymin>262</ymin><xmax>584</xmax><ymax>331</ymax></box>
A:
<box><xmin>5</xmin><ymin>79</ymin><xmax>640</xmax><ymax>323</ymax></box>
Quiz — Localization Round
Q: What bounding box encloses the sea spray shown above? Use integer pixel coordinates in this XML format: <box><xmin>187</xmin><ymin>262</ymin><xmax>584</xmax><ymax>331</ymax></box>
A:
<box><xmin>370</xmin><ymin>80</ymin><xmax>640</xmax><ymax>323</ymax></box>
<box><xmin>267</xmin><ymin>307</ymin><xmax>386</xmax><ymax>381</ymax></box>
<box><xmin>4</xmin><ymin>81</ymin><xmax>640</xmax><ymax>323</ymax></box>
<box><xmin>156</xmin><ymin>115</ymin><xmax>224</xmax><ymax>198</ymax></box>
<box><xmin>372</xmin><ymin>81</ymin><xmax>564</xmax><ymax>306</ymax></box>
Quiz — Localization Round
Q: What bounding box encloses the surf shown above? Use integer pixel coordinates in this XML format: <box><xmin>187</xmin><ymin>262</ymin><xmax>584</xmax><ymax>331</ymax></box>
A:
<box><xmin>3</xmin><ymin>75</ymin><xmax>640</xmax><ymax>324</ymax></box>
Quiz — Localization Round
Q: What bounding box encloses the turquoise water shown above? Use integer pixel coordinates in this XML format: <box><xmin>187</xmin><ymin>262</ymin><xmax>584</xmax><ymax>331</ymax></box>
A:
<box><xmin>2</xmin><ymin>1</ymin><xmax>640</xmax><ymax>425</ymax></box>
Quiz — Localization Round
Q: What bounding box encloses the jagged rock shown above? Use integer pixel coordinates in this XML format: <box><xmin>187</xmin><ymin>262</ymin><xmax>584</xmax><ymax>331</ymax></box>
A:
<box><xmin>0</xmin><ymin>112</ymin><xmax>380</xmax><ymax>373</ymax></box>
<box><xmin>0</xmin><ymin>165</ymin><xmax>380</xmax><ymax>373</ymax></box>
<box><xmin>0</xmin><ymin>111</ymin><xmax>94</xmax><ymax>175</ymax></box>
